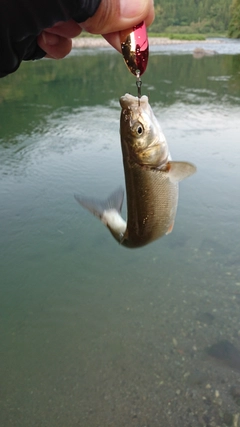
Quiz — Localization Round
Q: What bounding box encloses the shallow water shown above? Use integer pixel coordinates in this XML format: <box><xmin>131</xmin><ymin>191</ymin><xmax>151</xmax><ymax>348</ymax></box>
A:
<box><xmin>150</xmin><ymin>37</ymin><xmax>240</xmax><ymax>55</ymax></box>
<box><xmin>0</xmin><ymin>43</ymin><xmax>240</xmax><ymax>426</ymax></box>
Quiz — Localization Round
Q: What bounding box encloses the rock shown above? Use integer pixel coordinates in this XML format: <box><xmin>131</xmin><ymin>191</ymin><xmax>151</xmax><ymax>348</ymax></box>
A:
<box><xmin>223</xmin><ymin>411</ymin><xmax>233</xmax><ymax>426</ymax></box>
<box><xmin>193</xmin><ymin>47</ymin><xmax>218</xmax><ymax>58</ymax></box>
<box><xmin>231</xmin><ymin>386</ymin><xmax>240</xmax><ymax>406</ymax></box>
<box><xmin>206</xmin><ymin>340</ymin><xmax>240</xmax><ymax>371</ymax></box>
<box><xmin>196</xmin><ymin>311</ymin><xmax>215</xmax><ymax>325</ymax></box>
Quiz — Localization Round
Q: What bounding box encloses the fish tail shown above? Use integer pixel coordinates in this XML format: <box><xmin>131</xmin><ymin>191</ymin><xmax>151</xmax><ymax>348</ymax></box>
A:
<box><xmin>74</xmin><ymin>186</ymin><xmax>124</xmax><ymax>219</ymax></box>
<box><xmin>105</xmin><ymin>186</ymin><xmax>124</xmax><ymax>213</ymax></box>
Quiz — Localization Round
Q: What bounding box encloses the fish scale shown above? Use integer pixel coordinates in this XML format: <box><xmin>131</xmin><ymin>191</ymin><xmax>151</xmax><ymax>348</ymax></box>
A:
<box><xmin>122</xmin><ymin>161</ymin><xmax>178</xmax><ymax>248</ymax></box>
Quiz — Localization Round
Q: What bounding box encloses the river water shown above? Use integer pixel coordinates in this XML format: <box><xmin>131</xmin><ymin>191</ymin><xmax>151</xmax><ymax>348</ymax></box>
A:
<box><xmin>0</xmin><ymin>40</ymin><xmax>240</xmax><ymax>427</ymax></box>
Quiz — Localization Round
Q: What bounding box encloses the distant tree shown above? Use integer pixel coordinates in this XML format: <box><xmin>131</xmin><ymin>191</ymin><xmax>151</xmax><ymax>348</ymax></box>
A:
<box><xmin>150</xmin><ymin>0</ymin><xmax>232</xmax><ymax>34</ymax></box>
<box><xmin>228</xmin><ymin>0</ymin><xmax>240</xmax><ymax>37</ymax></box>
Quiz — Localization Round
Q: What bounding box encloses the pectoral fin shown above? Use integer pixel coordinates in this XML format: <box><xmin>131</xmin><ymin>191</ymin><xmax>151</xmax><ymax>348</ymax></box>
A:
<box><xmin>167</xmin><ymin>161</ymin><xmax>197</xmax><ymax>183</ymax></box>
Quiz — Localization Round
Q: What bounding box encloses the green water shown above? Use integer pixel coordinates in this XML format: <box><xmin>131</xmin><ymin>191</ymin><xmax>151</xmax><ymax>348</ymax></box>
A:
<box><xmin>0</xmin><ymin>48</ymin><xmax>240</xmax><ymax>426</ymax></box>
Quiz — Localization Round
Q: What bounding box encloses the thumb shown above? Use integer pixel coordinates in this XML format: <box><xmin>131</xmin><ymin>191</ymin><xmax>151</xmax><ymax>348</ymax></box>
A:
<box><xmin>80</xmin><ymin>0</ymin><xmax>154</xmax><ymax>51</ymax></box>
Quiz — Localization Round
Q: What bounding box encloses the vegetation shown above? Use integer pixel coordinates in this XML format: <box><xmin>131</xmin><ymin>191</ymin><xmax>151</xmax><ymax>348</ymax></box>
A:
<box><xmin>148</xmin><ymin>32</ymin><xmax>206</xmax><ymax>40</ymax></box>
<box><xmin>73</xmin><ymin>1</ymin><xmax>240</xmax><ymax>40</ymax></box>
<box><xmin>79</xmin><ymin>31</ymin><xmax>101</xmax><ymax>37</ymax></box>
<box><xmin>168</xmin><ymin>33</ymin><xmax>206</xmax><ymax>40</ymax></box>
<box><xmin>81</xmin><ymin>1</ymin><xmax>240</xmax><ymax>40</ymax></box>
<box><xmin>149</xmin><ymin>0</ymin><xmax>232</xmax><ymax>35</ymax></box>
<box><xmin>228</xmin><ymin>0</ymin><xmax>240</xmax><ymax>37</ymax></box>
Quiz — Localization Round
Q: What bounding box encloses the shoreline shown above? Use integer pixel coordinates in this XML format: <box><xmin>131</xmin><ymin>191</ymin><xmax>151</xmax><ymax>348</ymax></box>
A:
<box><xmin>72</xmin><ymin>36</ymin><xmax>221</xmax><ymax>49</ymax></box>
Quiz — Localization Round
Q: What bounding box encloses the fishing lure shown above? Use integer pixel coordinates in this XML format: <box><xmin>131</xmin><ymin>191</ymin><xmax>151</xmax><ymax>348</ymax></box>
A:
<box><xmin>120</xmin><ymin>21</ymin><xmax>149</xmax><ymax>102</ymax></box>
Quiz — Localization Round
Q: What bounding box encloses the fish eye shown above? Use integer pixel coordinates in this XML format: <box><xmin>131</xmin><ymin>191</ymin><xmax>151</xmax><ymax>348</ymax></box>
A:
<box><xmin>132</xmin><ymin>122</ymin><xmax>144</xmax><ymax>137</ymax></box>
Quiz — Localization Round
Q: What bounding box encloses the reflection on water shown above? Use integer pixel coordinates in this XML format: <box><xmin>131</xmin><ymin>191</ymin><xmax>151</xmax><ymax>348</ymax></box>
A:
<box><xmin>0</xmin><ymin>45</ymin><xmax>240</xmax><ymax>426</ymax></box>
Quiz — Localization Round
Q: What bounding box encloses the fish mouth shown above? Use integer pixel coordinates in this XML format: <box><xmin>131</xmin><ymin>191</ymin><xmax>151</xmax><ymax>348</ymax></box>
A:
<box><xmin>120</xmin><ymin>93</ymin><xmax>150</xmax><ymax>111</ymax></box>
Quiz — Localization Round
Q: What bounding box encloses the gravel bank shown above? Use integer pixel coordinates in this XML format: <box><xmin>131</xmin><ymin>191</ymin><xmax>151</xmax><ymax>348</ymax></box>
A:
<box><xmin>72</xmin><ymin>37</ymin><xmax>221</xmax><ymax>49</ymax></box>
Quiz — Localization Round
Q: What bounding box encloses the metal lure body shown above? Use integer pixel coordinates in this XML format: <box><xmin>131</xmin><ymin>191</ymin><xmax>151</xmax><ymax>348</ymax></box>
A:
<box><xmin>120</xmin><ymin>21</ymin><xmax>149</xmax><ymax>77</ymax></box>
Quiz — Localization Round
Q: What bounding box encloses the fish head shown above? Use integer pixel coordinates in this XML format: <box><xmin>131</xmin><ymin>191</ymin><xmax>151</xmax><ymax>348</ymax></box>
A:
<box><xmin>120</xmin><ymin>94</ymin><xmax>168</xmax><ymax>167</ymax></box>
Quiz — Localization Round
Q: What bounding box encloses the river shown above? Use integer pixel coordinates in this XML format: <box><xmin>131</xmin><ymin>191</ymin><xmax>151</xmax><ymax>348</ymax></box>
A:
<box><xmin>0</xmin><ymin>39</ymin><xmax>240</xmax><ymax>427</ymax></box>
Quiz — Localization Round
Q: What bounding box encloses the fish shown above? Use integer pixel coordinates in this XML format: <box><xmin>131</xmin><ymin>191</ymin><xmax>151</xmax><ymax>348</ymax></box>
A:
<box><xmin>74</xmin><ymin>94</ymin><xmax>196</xmax><ymax>248</ymax></box>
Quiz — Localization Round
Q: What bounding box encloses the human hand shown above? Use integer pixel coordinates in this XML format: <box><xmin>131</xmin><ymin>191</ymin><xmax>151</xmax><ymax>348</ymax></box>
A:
<box><xmin>37</xmin><ymin>20</ymin><xmax>82</xmax><ymax>59</ymax></box>
<box><xmin>37</xmin><ymin>0</ymin><xmax>154</xmax><ymax>59</ymax></box>
<box><xmin>81</xmin><ymin>0</ymin><xmax>155</xmax><ymax>52</ymax></box>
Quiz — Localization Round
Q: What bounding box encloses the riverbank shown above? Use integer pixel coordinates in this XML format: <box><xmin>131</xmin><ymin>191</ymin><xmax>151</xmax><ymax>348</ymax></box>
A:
<box><xmin>72</xmin><ymin>36</ymin><xmax>221</xmax><ymax>49</ymax></box>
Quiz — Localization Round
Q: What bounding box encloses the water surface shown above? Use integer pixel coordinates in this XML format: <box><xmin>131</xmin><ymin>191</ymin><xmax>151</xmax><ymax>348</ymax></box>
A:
<box><xmin>0</xmin><ymin>42</ymin><xmax>240</xmax><ymax>426</ymax></box>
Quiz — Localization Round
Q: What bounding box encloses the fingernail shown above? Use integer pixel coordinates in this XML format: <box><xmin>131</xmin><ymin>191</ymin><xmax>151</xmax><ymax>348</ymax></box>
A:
<box><xmin>42</xmin><ymin>31</ymin><xmax>60</xmax><ymax>46</ymax></box>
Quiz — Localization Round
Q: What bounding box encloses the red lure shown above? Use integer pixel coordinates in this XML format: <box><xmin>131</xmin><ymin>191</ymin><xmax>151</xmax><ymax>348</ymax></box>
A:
<box><xmin>120</xmin><ymin>21</ymin><xmax>149</xmax><ymax>76</ymax></box>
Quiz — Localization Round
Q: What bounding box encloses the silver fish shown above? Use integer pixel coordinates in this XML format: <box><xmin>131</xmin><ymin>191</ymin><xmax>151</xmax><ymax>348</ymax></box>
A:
<box><xmin>75</xmin><ymin>94</ymin><xmax>196</xmax><ymax>248</ymax></box>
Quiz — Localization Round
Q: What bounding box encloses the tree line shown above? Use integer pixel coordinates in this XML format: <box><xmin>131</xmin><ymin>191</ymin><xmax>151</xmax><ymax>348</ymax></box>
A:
<box><xmin>149</xmin><ymin>0</ymin><xmax>240</xmax><ymax>38</ymax></box>
<box><xmin>229</xmin><ymin>0</ymin><xmax>240</xmax><ymax>37</ymax></box>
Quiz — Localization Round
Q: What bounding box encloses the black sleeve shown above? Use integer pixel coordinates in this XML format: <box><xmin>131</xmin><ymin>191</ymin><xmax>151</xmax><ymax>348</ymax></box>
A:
<box><xmin>0</xmin><ymin>0</ymin><xmax>101</xmax><ymax>78</ymax></box>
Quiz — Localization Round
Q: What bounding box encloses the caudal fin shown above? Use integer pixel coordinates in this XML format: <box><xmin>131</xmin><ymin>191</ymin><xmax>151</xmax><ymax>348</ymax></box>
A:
<box><xmin>74</xmin><ymin>187</ymin><xmax>124</xmax><ymax>219</ymax></box>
